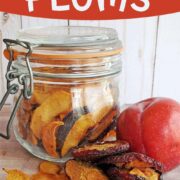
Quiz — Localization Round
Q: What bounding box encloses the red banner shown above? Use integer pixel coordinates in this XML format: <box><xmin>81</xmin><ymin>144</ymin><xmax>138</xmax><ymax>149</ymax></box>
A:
<box><xmin>0</xmin><ymin>0</ymin><xmax>180</xmax><ymax>19</ymax></box>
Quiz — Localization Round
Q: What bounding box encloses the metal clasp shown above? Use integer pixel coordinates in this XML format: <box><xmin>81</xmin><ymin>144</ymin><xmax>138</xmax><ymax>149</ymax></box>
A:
<box><xmin>0</xmin><ymin>39</ymin><xmax>33</xmax><ymax>139</ymax></box>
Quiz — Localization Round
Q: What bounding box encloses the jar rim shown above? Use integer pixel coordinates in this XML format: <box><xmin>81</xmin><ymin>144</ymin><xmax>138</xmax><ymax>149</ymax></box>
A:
<box><xmin>4</xmin><ymin>26</ymin><xmax>123</xmax><ymax>64</ymax></box>
<box><xmin>17</xmin><ymin>26</ymin><xmax>122</xmax><ymax>48</ymax></box>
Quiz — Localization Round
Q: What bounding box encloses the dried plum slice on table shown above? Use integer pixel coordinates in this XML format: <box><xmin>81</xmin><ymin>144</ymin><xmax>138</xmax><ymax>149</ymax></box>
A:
<box><xmin>72</xmin><ymin>140</ymin><xmax>130</xmax><ymax>161</ymax></box>
<box><xmin>107</xmin><ymin>167</ymin><xmax>162</xmax><ymax>180</ymax></box>
<box><xmin>98</xmin><ymin>152</ymin><xmax>163</xmax><ymax>172</ymax></box>
<box><xmin>107</xmin><ymin>167</ymin><xmax>146</xmax><ymax>180</ymax></box>
<box><xmin>65</xmin><ymin>160</ymin><xmax>108</xmax><ymax>180</ymax></box>
<box><xmin>99</xmin><ymin>152</ymin><xmax>163</xmax><ymax>180</ymax></box>
<box><xmin>129</xmin><ymin>168</ymin><xmax>162</xmax><ymax>180</ymax></box>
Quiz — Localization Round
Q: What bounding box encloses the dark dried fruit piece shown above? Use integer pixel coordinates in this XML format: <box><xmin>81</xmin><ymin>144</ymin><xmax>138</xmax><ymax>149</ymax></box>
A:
<box><xmin>87</xmin><ymin>109</ymin><xmax>117</xmax><ymax>142</ymax></box>
<box><xmin>61</xmin><ymin>105</ymin><xmax>113</xmax><ymax>156</ymax></box>
<box><xmin>72</xmin><ymin>140</ymin><xmax>130</xmax><ymax>161</ymax></box>
<box><xmin>56</xmin><ymin>107</ymin><xmax>87</xmax><ymax>153</ymax></box>
<box><xmin>107</xmin><ymin>167</ymin><xmax>162</xmax><ymax>180</ymax></box>
<box><xmin>107</xmin><ymin>167</ymin><xmax>145</xmax><ymax>180</ymax></box>
<box><xmin>65</xmin><ymin>160</ymin><xmax>108</xmax><ymax>180</ymax></box>
<box><xmin>99</xmin><ymin>152</ymin><xmax>163</xmax><ymax>172</ymax></box>
<box><xmin>61</xmin><ymin>113</ymin><xmax>94</xmax><ymax>156</ymax></box>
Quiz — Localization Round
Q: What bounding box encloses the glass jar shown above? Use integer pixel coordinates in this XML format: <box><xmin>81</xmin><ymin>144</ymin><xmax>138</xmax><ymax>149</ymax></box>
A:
<box><xmin>2</xmin><ymin>26</ymin><xmax>122</xmax><ymax>162</ymax></box>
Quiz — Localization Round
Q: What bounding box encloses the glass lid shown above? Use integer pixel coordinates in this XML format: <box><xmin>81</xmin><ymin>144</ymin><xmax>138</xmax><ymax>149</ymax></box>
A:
<box><xmin>3</xmin><ymin>26</ymin><xmax>123</xmax><ymax>61</ymax></box>
<box><xmin>17</xmin><ymin>26</ymin><xmax>122</xmax><ymax>47</ymax></box>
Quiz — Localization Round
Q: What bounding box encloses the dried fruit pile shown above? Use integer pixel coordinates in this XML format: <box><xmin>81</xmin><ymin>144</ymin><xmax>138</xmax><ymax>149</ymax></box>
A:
<box><xmin>71</xmin><ymin>141</ymin><xmax>163</xmax><ymax>180</ymax></box>
<box><xmin>4</xmin><ymin>141</ymin><xmax>163</xmax><ymax>180</ymax></box>
<box><xmin>17</xmin><ymin>81</ymin><xmax>119</xmax><ymax>158</ymax></box>
<box><xmin>4</xmin><ymin>161</ymin><xmax>68</xmax><ymax>180</ymax></box>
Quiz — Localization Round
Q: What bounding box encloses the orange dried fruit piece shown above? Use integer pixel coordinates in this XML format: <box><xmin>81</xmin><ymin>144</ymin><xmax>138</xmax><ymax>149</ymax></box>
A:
<box><xmin>31</xmin><ymin>172</ymin><xmax>64</xmax><ymax>180</ymax></box>
<box><xmin>87</xmin><ymin>109</ymin><xmax>117</xmax><ymax>142</ymax></box>
<box><xmin>130</xmin><ymin>168</ymin><xmax>147</xmax><ymax>179</ymax></box>
<box><xmin>102</xmin><ymin>129</ymin><xmax>117</xmax><ymax>142</ymax></box>
<box><xmin>58</xmin><ymin>173</ymin><xmax>69</xmax><ymax>180</ymax></box>
<box><xmin>32</xmin><ymin>91</ymin><xmax>50</xmax><ymax>105</ymax></box>
<box><xmin>39</xmin><ymin>161</ymin><xmax>61</xmax><ymax>175</ymax></box>
<box><xmin>30</xmin><ymin>90</ymin><xmax>71</xmax><ymax>139</ymax></box>
<box><xmin>4</xmin><ymin>169</ymin><xmax>30</xmax><ymax>180</ymax></box>
<box><xmin>130</xmin><ymin>168</ymin><xmax>160</xmax><ymax>180</ymax></box>
<box><xmin>42</xmin><ymin>121</ymin><xmax>64</xmax><ymax>157</ymax></box>
<box><xmin>73</xmin><ymin>140</ymin><xmax>130</xmax><ymax>161</ymax></box>
<box><xmin>61</xmin><ymin>105</ymin><xmax>112</xmax><ymax>156</ymax></box>
<box><xmin>65</xmin><ymin>160</ymin><xmax>108</xmax><ymax>180</ymax></box>
<box><xmin>99</xmin><ymin>152</ymin><xmax>163</xmax><ymax>173</ymax></box>
<box><xmin>107</xmin><ymin>167</ymin><xmax>145</xmax><ymax>180</ymax></box>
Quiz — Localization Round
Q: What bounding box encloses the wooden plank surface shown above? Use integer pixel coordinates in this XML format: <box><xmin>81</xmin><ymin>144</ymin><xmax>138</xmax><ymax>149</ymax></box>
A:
<box><xmin>21</xmin><ymin>16</ymin><xmax>68</xmax><ymax>29</ymax></box>
<box><xmin>121</xmin><ymin>17</ymin><xmax>158</xmax><ymax>104</ymax></box>
<box><xmin>0</xmin><ymin>29</ymin><xmax>3</xmax><ymax>99</ymax></box>
<box><xmin>0</xmin><ymin>107</ymin><xmax>179</xmax><ymax>180</ymax></box>
<box><xmin>0</xmin><ymin>106</ymin><xmax>41</xmax><ymax>180</ymax></box>
<box><xmin>0</xmin><ymin>13</ymin><xmax>21</xmax><ymax>102</ymax></box>
<box><xmin>114</xmin><ymin>17</ymin><xmax>158</xmax><ymax>104</ymax></box>
<box><xmin>153</xmin><ymin>13</ymin><xmax>180</xmax><ymax>101</ymax></box>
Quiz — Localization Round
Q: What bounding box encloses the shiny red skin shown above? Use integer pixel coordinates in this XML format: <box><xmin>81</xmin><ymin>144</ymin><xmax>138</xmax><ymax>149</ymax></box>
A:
<box><xmin>117</xmin><ymin>98</ymin><xmax>180</xmax><ymax>172</ymax></box>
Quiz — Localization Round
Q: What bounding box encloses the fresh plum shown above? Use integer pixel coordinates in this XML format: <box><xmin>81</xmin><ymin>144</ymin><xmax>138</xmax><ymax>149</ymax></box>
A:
<box><xmin>117</xmin><ymin>97</ymin><xmax>180</xmax><ymax>172</ymax></box>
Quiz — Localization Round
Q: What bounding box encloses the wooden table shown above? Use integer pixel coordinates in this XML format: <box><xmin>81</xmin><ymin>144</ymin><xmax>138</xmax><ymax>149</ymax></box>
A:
<box><xmin>0</xmin><ymin>106</ymin><xmax>180</xmax><ymax>180</ymax></box>
<box><xmin>0</xmin><ymin>106</ymin><xmax>41</xmax><ymax>179</ymax></box>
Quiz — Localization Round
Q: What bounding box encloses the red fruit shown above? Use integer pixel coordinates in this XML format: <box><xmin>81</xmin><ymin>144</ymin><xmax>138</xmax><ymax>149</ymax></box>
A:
<box><xmin>117</xmin><ymin>97</ymin><xmax>180</xmax><ymax>172</ymax></box>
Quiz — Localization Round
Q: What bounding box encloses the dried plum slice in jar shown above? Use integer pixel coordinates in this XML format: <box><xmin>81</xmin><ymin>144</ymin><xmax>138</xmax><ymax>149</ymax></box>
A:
<box><xmin>56</xmin><ymin>107</ymin><xmax>88</xmax><ymax>154</ymax></box>
<box><xmin>87</xmin><ymin>108</ymin><xmax>119</xmax><ymax>143</ymax></box>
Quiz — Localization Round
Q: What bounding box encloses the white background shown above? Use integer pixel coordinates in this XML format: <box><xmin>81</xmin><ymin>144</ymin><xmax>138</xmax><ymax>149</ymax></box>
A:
<box><xmin>0</xmin><ymin>12</ymin><xmax>180</xmax><ymax>105</ymax></box>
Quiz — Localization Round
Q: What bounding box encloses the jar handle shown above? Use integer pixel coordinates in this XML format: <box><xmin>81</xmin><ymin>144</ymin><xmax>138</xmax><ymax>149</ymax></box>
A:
<box><xmin>0</xmin><ymin>89</ymin><xmax>23</xmax><ymax>139</ymax></box>
<box><xmin>0</xmin><ymin>39</ymin><xmax>33</xmax><ymax>139</ymax></box>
